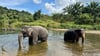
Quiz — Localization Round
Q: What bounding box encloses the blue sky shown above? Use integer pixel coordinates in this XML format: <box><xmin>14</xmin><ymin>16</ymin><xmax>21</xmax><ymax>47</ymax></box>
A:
<box><xmin>0</xmin><ymin>0</ymin><xmax>100</xmax><ymax>15</ymax></box>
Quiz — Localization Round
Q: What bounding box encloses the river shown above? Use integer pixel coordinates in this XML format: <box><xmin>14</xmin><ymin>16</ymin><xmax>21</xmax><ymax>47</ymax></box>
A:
<box><xmin>0</xmin><ymin>30</ymin><xmax>100</xmax><ymax>56</ymax></box>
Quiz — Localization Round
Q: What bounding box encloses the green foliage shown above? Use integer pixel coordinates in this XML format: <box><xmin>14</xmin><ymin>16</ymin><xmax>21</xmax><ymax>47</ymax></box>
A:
<box><xmin>96</xmin><ymin>17</ymin><xmax>100</xmax><ymax>24</ymax></box>
<box><xmin>75</xmin><ymin>13</ymin><xmax>93</xmax><ymax>24</ymax></box>
<box><xmin>63</xmin><ymin>2</ymin><xmax>83</xmax><ymax>16</ymax></box>
<box><xmin>60</xmin><ymin>22</ymin><xmax>93</xmax><ymax>30</ymax></box>
<box><xmin>63</xmin><ymin>14</ymin><xmax>74</xmax><ymax>22</ymax></box>
<box><xmin>33</xmin><ymin>10</ymin><xmax>41</xmax><ymax>20</ymax></box>
<box><xmin>63</xmin><ymin>1</ymin><xmax>100</xmax><ymax>25</ymax></box>
<box><xmin>83</xmin><ymin>1</ymin><xmax>100</xmax><ymax>24</ymax></box>
<box><xmin>84</xmin><ymin>1</ymin><xmax>100</xmax><ymax>15</ymax></box>
<box><xmin>11</xmin><ymin>19</ymin><xmax>60</xmax><ymax>28</ymax></box>
<box><xmin>95</xmin><ymin>24</ymin><xmax>100</xmax><ymax>30</ymax></box>
<box><xmin>52</xmin><ymin>13</ymin><xmax>63</xmax><ymax>22</ymax></box>
<box><xmin>0</xmin><ymin>6</ymin><xmax>33</xmax><ymax>29</ymax></box>
<box><xmin>52</xmin><ymin>13</ymin><xmax>74</xmax><ymax>23</ymax></box>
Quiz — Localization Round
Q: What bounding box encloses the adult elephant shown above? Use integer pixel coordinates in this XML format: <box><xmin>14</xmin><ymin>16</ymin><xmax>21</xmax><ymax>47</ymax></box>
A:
<box><xmin>18</xmin><ymin>26</ymin><xmax>48</xmax><ymax>49</ymax></box>
<box><xmin>64</xmin><ymin>29</ymin><xmax>85</xmax><ymax>44</ymax></box>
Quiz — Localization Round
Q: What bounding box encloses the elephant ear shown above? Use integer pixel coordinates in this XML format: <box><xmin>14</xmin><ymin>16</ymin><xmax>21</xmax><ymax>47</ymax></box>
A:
<box><xmin>27</xmin><ymin>28</ymin><xmax>33</xmax><ymax>36</ymax></box>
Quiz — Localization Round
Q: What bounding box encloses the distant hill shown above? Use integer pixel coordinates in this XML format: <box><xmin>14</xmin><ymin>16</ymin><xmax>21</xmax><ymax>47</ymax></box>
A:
<box><xmin>0</xmin><ymin>6</ymin><xmax>33</xmax><ymax>22</ymax></box>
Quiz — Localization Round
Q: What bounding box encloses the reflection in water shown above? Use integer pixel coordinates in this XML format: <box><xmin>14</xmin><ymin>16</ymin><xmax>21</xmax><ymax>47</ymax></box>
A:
<box><xmin>64</xmin><ymin>43</ymin><xmax>84</xmax><ymax>56</ymax></box>
<box><xmin>17</xmin><ymin>42</ymin><xmax>48</xmax><ymax>56</ymax></box>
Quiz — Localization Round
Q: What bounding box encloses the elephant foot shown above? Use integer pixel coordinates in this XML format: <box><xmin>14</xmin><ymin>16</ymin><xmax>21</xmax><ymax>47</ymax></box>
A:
<box><xmin>41</xmin><ymin>39</ymin><xmax>47</xmax><ymax>42</ymax></box>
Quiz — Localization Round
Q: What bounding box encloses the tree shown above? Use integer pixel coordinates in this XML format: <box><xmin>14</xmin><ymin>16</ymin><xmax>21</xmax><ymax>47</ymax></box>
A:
<box><xmin>52</xmin><ymin>13</ymin><xmax>63</xmax><ymax>22</ymax></box>
<box><xmin>83</xmin><ymin>1</ymin><xmax>100</xmax><ymax>23</ymax></box>
<box><xmin>75</xmin><ymin>13</ymin><xmax>93</xmax><ymax>24</ymax></box>
<box><xmin>33</xmin><ymin>10</ymin><xmax>41</xmax><ymax>20</ymax></box>
<box><xmin>63</xmin><ymin>2</ymin><xmax>84</xmax><ymax>16</ymax></box>
<box><xmin>1</xmin><ymin>14</ymin><xmax>9</xmax><ymax>31</ymax></box>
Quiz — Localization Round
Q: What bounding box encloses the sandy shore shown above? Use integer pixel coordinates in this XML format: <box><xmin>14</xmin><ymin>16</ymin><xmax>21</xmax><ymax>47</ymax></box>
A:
<box><xmin>51</xmin><ymin>28</ymin><xmax>100</xmax><ymax>34</ymax></box>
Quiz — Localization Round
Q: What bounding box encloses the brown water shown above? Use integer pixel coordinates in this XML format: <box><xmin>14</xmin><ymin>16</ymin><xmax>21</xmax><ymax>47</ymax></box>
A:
<box><xmin>0</xmin><ymin>30</ymin><xmax>100</xmax><ymax>56</ymax></box>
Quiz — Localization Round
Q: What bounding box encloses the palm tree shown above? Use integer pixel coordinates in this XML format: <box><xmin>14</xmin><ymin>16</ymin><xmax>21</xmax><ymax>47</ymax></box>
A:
<box><xmin>63</xmin><ymin>2</ymin><xmax>84</xmax><ymax>16</ymax></box>
<box><xmin>84</xmin><ymin>1</ymin><xmax>100</xmax><ymax>23</ymax></box>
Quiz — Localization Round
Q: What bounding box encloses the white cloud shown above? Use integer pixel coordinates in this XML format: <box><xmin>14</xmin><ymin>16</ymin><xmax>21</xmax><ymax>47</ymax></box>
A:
<box><xmin>45</xmin><ymin>3</ymin><xmax>56</xmax><ymax>13</ymax></box>
<box><xmin>45</xmin><ymin>0</ymin><xmax>77</xmax><ymax>14</ymax></box>
<box><xmin>33</xmin><ymin>0</ymin><xmax>42</xmax><ymax>4</ymax></box>
<box><xmin>7</xmin><ymin>7</ymin><xmax>34</xmax><ymax>14</ymax></box>
<box><xmin>55</xmin><ymin>0</ymin><xmax>76</xmax><ymax>8</ymax></box>
<box><xmin>80</xmin><ymin>0</ymin><xmax>100</xmax><ymax>5</ymax></box>
<box><xmin>0</xmin><ymin>0</ymin><xmax>28</xmax><ymax>6</ymax></box>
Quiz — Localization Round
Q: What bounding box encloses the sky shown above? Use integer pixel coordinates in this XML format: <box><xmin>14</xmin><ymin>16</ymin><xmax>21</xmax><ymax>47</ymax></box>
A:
<box><xmin>0</xmin><ymin>0</ymin><xmax>100</xmax><ymax>15</ymax></box>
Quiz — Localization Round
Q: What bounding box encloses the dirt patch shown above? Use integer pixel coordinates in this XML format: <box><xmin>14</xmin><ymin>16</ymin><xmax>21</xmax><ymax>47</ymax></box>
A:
<box><xmin>85</xmin><ymin>30</ymin><xmax>100</xmax><ymax>34</ymax></box>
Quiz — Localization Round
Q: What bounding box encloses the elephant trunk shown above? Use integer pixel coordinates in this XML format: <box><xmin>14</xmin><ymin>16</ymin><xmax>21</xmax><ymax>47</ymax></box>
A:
<box><xmin>82</xmin><ymin>37</ymin><xmax>84</xmax><ymax>44</ymax></box>
<box><xmin>82</xmin><ymin>31</ymin><xmax>85</xmax><ymax>44</ymax></box>
<box><xmin>18</xmin><ymin>32</ymin><xmax>23</xmax><ymax>49</ymax></box>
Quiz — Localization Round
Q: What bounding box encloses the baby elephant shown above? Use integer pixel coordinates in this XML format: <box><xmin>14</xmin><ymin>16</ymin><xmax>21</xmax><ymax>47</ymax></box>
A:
<box><xmin>64</xmin><ymin>29</ymin><xmax>85</xmax><ymax>44</ymax></box>
<box><xmin>18</xmin><ymin>26</ymin><xmax>48</xmax><ymax>48</ymax></box>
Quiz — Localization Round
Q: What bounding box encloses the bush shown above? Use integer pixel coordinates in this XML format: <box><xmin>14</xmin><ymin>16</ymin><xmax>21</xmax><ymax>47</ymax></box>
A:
<box><xmin>60</xmin><ymin>22</ymin><xmax>93</xmax><ymax>30</ymax></box>
<box><xmin>11</xmin><ymin>19</ymin><xmax>99</xmax><ymax>30</ymax></box>
<box><xmin>11</xmin><ymin>19</ymin><xmax>61</xmax><ymax>28</ymax></box>
<box><xmin>95</xmin><ymin>24</ymin><xmax>100</xmax><ymax>30</ymax></box>
<box><xmin>75</xmin><ymin>13</ymin><xmax>93</xmax><ymax>24</ymax></box>
<box><xmin>96</xmin><ymin>17</ymin><xmax>100</xmax><ymax>24</ymax></box>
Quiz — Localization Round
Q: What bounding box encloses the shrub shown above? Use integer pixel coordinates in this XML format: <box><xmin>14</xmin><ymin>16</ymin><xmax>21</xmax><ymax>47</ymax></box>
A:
<box><xmin>75</xmin><ymin>13</ymin><xmax>93</xmax><ymax>24</ymax></box>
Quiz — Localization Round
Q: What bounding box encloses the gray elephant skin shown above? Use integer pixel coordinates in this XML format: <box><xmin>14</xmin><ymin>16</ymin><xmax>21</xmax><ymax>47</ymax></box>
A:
<box><xmin>18</xmin><ymin>26</ymin><xmax>48</xmax><ymax>48</ymax></box>
<box><xmin>64</xmin><ymin>29</ymin><xmax>85</xmax><ymax>44</ymax></box>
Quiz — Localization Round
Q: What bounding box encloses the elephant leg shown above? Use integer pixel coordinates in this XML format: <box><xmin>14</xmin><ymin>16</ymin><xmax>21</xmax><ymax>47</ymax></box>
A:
<box><xmin>76</xmin><ymin>38</ymin><xmax>79</xmax><ymax>43</ymax></box>
<box><xmin>64</xmin><ymin>34</ymin><xmax>69</xmax><ymax>42</ymax></box>
<box><xmin>33</xmin><ymin>36</ymin><xmax>38</xmax><ymax>44</ymax></box>
<box><xmin>38</xmin><ymin>33</ymin><xmax>48</xmax><ymax>42</ymax></box>
<box><xmin>29</xmin><ymin>32</ymin><xmax>38</xmax><ymax>45</ymax></box>
<box><xmin>29</xmin><ymin>37</ymin><xmax>33</xmax><ymax>45</ymax></box>
<box><xmin>41</xmin><ymin>37</ymin><xmax>47</xmax><ymax>42</ymax></box>
<box><xmin>28</xmin><ymin>37</ymin><xmax>38</xmax><ymax>45</ymax></box>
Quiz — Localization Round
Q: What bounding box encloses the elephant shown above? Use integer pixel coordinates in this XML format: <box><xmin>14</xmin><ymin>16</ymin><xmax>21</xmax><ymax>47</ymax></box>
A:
<box><xmin>18</xmin><ymin>26</ymin><xmax>48</xmax><ymax>49</ymax></box>
<box><xmin>64</xmin><ymin>29</ymin><xmax>85</xmax><ymax>44</ymax></box>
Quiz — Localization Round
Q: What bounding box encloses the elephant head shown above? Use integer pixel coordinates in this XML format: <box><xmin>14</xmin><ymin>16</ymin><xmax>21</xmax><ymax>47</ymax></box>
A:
<box><xmin>74</xmin><ymin>29</ymin><xmax>85</xmax><ymax>44</ymax></box>
<box><xmin>18</xmin><ymin>26</ymin><xmax>33</xmax><ymax>49</ymax></box>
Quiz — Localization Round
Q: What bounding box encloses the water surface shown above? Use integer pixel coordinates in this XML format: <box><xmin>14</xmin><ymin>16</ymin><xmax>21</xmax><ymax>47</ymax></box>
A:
<box><xmin>0</xmin><ymin>30</ymin><xmax>100</xmax><ymax>56</ymax></box>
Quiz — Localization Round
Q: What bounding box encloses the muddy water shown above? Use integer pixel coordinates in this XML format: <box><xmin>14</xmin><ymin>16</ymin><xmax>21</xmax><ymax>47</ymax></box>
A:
<box><xmin>0</xmin><ymin>30</ymin><xmax>100</xmax><ymax>56</ymax></box>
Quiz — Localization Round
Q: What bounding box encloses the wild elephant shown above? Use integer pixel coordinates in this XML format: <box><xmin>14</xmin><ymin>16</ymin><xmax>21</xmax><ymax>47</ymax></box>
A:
<box><xmin>18</xmin><ymin>26</ymin><xmax>48</xmax><ymax>48</ymax></box>
<box><xmin>64</xmin><ymin>29</ymin><xmax>85</xmax><ymax>44</ymax></box>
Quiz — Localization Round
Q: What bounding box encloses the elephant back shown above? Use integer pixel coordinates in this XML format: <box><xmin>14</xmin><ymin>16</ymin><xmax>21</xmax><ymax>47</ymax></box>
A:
<box><xmin>64</xmin><ymin>30</ymin><xmax>76</xmax><ymax>41</ymax></box>
<box><xmin>31</xmin><ymin>26</ymin><xmax>48</xmax><ymax>37</ymax></box>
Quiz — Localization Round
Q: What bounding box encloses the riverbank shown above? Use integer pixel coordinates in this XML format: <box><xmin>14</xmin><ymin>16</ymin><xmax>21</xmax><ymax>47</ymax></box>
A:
<box><xmin>51</xmin><ymin>28</ymin><xmax>100</xmax><ymax>34</ymax></box>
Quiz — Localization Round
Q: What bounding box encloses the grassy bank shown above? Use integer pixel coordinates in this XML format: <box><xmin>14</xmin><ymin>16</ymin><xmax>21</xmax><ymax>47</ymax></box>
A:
<box><xmin>0</xmin><ymin>19</ymin><xmax>99</xmax><ymax>30</ymax></box>
<box><xmin>9</xmin><ymin>19</ymin><xmax>100</xmax><ymax>30</ymax></box>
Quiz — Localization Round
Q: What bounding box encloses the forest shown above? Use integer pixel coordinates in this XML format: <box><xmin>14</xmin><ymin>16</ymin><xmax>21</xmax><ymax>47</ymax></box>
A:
<box><xmin>0</xmin><ymin>1</ymin><xmax>100</xmax><ymax>30</ymax></box>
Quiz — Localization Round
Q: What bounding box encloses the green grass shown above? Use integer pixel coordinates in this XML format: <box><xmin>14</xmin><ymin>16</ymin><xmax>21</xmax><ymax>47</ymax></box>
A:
<box><xmin>8</xmin><ymin>19</ymin><xmax>100</xmax><ymax>30</ymax></box>
<box><xmin>11</xmin><ymin>19</ymin><xmax>60</xmax><ymax>28</ymax></box>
